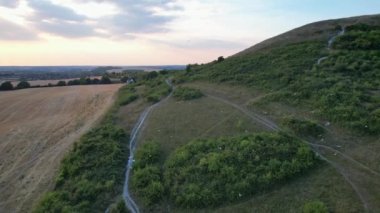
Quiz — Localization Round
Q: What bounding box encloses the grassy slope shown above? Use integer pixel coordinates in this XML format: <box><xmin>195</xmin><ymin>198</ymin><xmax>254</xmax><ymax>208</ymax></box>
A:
<box><xmin>131</xmin><ymin>85</ymin><xmax>364</xmax><ymax>212</ymax></box>
<box><xmin>185</xmin><ymin>16</ymin><xmax>380</xmax><ymax>135</ymax></box>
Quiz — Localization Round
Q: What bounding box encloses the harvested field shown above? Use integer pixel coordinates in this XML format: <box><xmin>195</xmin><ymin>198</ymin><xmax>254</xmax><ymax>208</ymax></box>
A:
<box><xmin>0</xmin><ymin>84</ymin><xmax>122</xmax><ymax>213</ymax></box>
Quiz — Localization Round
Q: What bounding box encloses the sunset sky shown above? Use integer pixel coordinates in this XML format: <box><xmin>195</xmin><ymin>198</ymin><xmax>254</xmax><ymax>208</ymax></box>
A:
<box><xmin>0</xmin><ymin>0</ymin><xmax>379</xmax><ymax>66</ymax></box>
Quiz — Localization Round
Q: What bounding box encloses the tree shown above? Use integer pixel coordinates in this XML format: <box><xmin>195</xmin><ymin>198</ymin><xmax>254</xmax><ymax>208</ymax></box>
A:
<box><xmin>16</xmin><ymin>81</ymin><xmax>31</xmax><ymax>89</ymax></box>
<box><xmin>57</xmin><ymin>81</ymin><xmax>66</xmax><ymax>86</ymax></box>
<box><xmin>144</xmin><ymin>71</ymin><xmax>158</xmax><ymax>80</ymax></box>
<box><xmin>217</xmin><ymin>56</ymin><xmax>225</xmax><ymax>63</ymax></box>
<box><xmin>68</xmin><ymin>79</ymin><xmax>80</xmax><ymax>85</ymax></box>
<box><xmin>0</xmin><ymin>81</ymin><xmax>14</xmax><ymax>90</ymax></box>
<box><xmin>101</xmin><ymin>76</ymin><xmax>112</xmax><ymax>84</ymax></box>
<box><xmin>186</xmin><ymin>64</ymin><xmax>191</xmax><ymax>73</ymax></box>
<box><xmin>120</xmin><ymin>76</ymin><xmax>128</xmax><ymax>83</ymax></box>
<box><xmin>159</xmin><ymin>70</ymin><xmax>168</xmax><ymax>75</ymax></box>
<box><xmin>92</xmin><ymin>78</ymin><xmax>100</xmax><ymax>84</ymax></box>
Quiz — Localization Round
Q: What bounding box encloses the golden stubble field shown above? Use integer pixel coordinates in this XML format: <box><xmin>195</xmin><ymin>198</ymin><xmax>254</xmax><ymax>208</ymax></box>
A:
<box><xmin>0</xmin><ymin>84</ymin><xmax>122</xmax><ymax>212</ymax></box>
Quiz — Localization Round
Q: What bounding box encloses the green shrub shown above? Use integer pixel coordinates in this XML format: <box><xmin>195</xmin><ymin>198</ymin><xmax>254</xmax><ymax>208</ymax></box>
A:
<box><xmin>164</xmin><ymin>133</ymin><xmax>318</xmax><ymax>208</ymax></box>
<box><xmin>142</xmin><ymin>78</ymin><xmax>171</xmax><ymax>103</ymax></box>
<box><xmin>173</xmin><ymin>87</ymin><xmax>203</xmax><ymax>101</ymax></box>
<box><xmin>109</xmin><ymin>198</ymin><xmax>128</xmax><ymax>213</ymax></box>
<box><xmin>303</xmin><ymin>201</ymin><xmax>328</xmax><ymax>213</ymax></box>
<box><xmin>131</xmin><ymin>142</ymin><xmax>164</xmax><ymax>206</ymax></box>
<box><xmin>282</xmin><ymin>117</ymin><xmax>325</xmax><ymax>137</ymax></box>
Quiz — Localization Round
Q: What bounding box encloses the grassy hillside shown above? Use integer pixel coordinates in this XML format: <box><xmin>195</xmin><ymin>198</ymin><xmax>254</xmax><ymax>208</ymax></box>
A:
<box><xmin>183</xmin><ymin>15</ymin><xmax>380</xmax><ymax>135</ymax></box>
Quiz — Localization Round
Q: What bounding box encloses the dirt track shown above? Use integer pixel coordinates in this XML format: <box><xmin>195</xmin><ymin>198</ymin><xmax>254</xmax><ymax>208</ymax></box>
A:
<box><xmin>0</xmin><ymin>85</ymin><xmax>121</xmax><ymax>213</ymax></box>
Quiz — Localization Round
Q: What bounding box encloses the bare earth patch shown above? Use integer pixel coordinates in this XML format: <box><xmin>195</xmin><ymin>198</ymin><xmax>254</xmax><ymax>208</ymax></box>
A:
<box><xmin>0</xmin><ymin>84</ymin><xmax>122</xmax><ymax>213</ymax></box>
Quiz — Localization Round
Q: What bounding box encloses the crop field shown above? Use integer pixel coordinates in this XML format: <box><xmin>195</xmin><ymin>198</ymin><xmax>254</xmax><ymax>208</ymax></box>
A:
<box><xmin>0</xmin><ymin>84</ymin><xmax>122</xmax><ymax>213</ymax></box>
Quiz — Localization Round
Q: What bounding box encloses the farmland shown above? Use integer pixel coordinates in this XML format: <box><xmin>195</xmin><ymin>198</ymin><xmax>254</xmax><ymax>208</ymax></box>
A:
<box><xmin>0</xmin><ymin>84</ymin><xmax>121</xmax><ymax>212</ymax></box>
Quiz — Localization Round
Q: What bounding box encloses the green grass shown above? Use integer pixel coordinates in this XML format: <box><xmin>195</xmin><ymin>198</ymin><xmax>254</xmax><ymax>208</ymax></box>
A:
<box><xmin>209</xmin><ymin>163</ymin><xmax>363</xmax><ymax>213</ymax></box>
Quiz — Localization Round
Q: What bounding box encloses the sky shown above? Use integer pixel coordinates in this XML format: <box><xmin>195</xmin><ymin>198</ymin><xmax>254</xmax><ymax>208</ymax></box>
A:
<box><xmin>0</xmin><ymin>0</ymin><xmax>379</xmax><ymax>66</ymax></box>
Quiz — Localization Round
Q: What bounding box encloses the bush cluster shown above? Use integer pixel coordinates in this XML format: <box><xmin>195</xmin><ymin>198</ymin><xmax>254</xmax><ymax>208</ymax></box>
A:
<box><xmin>131</xmin><ymin>142</ymin><xmax>164</xmax><ymax>206</ymax></box>
<box><xmin>131</xmin><ymin>133</ymin><xmax>318</xmax><ymax>209</ymax></box>
<box><xmin>282</xmin><ymin>117</ymin><xmax>325</xmax><ymax>137</ymax></box>
<box><xmin>164</xmin><ymin>133</ymin><xmax>317</xmax><ymax>208</ymax></box>
<box><xmin>142</xmin><ymin>78</ymin><xmax>171</xmax><ymax>103</ymax></box>
<box><xmin>173</xmin><ymin>87</ymin><xmax>204</xmax><ymax>101</ymax></box>
<box><xmin>117</xmin><ymin>85</ymin><xmax>138</xmax><ymax>106</ymax></box>
<box><xmin>34</xmin><ymin>124</ymin><xmax>128</xmax><ymax>213</ymax></box>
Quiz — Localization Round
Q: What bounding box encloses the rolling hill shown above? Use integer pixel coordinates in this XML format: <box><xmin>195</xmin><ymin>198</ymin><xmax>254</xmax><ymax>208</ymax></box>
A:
<box><xmin>129</xmin><ymin>14</ymin><xmax>380</xmax><ymax>212</ymax></box>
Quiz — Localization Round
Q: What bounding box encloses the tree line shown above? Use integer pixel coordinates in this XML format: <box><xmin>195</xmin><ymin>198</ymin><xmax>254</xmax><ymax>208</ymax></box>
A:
<box><xmin>0</xmin><ymin>76</ymin><xmax>113</xmax><ymax>91</ymax></box>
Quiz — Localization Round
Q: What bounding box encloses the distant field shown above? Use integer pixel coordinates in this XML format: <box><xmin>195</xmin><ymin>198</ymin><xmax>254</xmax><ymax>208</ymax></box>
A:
<box><xmin>0</xmin><ymin>84</ymin><xmax>122</xmax><ymax>212</ymax></box>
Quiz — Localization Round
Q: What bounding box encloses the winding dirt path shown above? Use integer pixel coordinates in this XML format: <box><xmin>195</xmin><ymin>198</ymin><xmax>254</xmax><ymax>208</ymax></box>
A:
<box><xmin>122</xmin><ymin>80</ymin><xmax>173</xmax><ymax>213</ymax></box>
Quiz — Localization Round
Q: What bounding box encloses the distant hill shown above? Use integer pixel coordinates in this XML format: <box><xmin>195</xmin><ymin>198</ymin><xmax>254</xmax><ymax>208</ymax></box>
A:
<box><xmin>237</xmin><ymin>14</ymin><xmax>380</xmax><ymax>55</ymax></box>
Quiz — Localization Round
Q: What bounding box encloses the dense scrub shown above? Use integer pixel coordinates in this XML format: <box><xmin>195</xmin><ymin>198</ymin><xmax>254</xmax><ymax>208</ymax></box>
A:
<box><xmin>173</xmin><ymin>87</ymin><xmax>204</xmax><ymax>101</ymax></box>
<box><xmin>117</xmin><ymin>85</ymin><xmax>138</xmax><ymax>106</ymax></box>
<box><xmin>282</xmin><ymin>117</ymin><xmax>325</xmax><ymax>137</ymax></box>
<box><xmin>131</xmin><ymin>142</ymin><xmax>165</xmax><ymax>206</ymax></box>
<box><xmin>34</xmin><ymin>124</ymin><xmax>128</xmax><ymax>212</ymax></box>
<box><xmin>185</xmin><ymin>24</ymin><xmax>380</xmax><ymax>135</ymax></box>
<box><xmin>33</xmin><ymin>85</ymin><xmax>140</xmax><ymax>213</ymax></box>
<box><xmin>164</xmin><ymin>133</ymin><xmax>317</xmax><ymax>208</ymax></box>
<box><xmin>142</xmin><ymin>78</ymin><xmax>171</xmax><ymax>103</ymax></box>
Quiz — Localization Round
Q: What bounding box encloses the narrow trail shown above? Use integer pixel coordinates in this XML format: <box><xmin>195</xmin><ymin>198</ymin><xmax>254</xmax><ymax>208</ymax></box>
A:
<box><xmin>205</xmin><ymin>91</ymin><xmax>375</xmax><ymax>212</ymax></box>
<box><xmin>121</xmin><ymin>80</ymin><xmax>173</xmax><ymax>213</ymax></box>
<box><xmin>317</xmin><ymin>26</ymin><xmax>346</xmax><ymax>65</ymax></box>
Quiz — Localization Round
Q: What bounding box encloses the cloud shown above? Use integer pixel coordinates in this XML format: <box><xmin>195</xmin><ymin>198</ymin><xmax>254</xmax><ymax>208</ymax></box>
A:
<box><xmin>25</xmin><ymin>0</ymin><xmax>97</xmax><ymax>38</ymax></box>
<box><xmin>22</xmin><ymin>0</ymin><xmax>180</xmax><ymax>39</ymax></box>
<box><xmin>0</xmin><ymin>18</ymin><xmax>37</xmax><ymax>40</ymax></box>
<box><xmin>36</xmin><ymin>20</ymin><xmax>96</xmax><ymax>38</ymax></box>
<box><xmin>0</xmin><ymin>0</ymin><xmax>21</xmax><ymax>8</ymax></box>
<box><xmin>28</xmin><ymin>0</ymin><xmax>86</xmax><ymax>21</ymax></box>
<box><xmin>80</xmin><ymin>0</ymin><xmax>180</xmax><ymax>36</ymax></box>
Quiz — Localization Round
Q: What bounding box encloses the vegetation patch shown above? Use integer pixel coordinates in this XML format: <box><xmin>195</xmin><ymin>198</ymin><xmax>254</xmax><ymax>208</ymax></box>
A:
<box><xmin>182</xmin><ymin>24</ymin><xmax>380</xmax><ymax>135</ymax></box>
<box><xmin>142</xmin><ymin>132</ymin><xmax>317</xmax><ymax>209</ymax></box>
<box><xmin>173</xmin><ymin>86</ymin><xmax>204</xmax><ymax>101</ymax></box>
<box><xmin>303</xmin><ymin>200</ymin><xmax>328</xmax><ymax>213</ymax></box>
<box><xmin>282</xmin><ymin>117</ymin><xmax>325</xmax><ymax>137</ymax></box>
<box><xmin>34</xmin><ymin>124</ymin><xmax>128</xmax><ymax>213</ymax></box>
<box><xmin>33</xmin><ymin>85</ymin><xmax>140</xmax><ymax>213</ymax></box>
<box><xmin>117</xmin><ymin>85</ymin><xmax>138</xmax><ymax>106</ymax></box>
<box><xmin>131</xmin><ymin>142</ymin><xmax>165</xmax><ymax>206</ymax></box>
